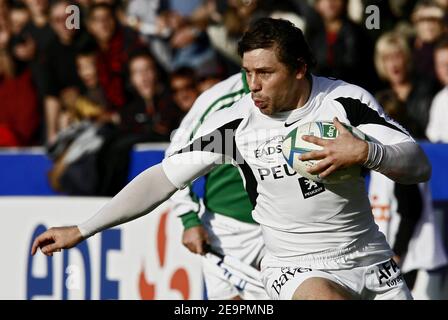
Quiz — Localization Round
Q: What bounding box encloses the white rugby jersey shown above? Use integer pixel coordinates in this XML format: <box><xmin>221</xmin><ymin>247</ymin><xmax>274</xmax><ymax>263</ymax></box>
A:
<box><xmin>163</xmin><ymin>75</ymin><xmax>413</xmax><ymax>260</ymax></box>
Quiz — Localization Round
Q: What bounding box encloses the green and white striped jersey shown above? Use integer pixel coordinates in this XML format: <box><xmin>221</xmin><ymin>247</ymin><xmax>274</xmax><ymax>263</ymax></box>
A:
<box><xmin>166</xmin><ymin>72</ymin><xmax>253</xmax><ymax>229</ymax></box>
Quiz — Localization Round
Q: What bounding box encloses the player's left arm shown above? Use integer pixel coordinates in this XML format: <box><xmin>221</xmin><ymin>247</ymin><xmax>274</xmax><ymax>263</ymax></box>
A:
<box><xmin>300</xmin><ymin>90</ymin><xmax>431</xmax><ymax>184</ymax></box>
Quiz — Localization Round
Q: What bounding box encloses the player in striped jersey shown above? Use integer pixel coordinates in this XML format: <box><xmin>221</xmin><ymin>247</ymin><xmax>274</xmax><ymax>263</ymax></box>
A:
<box><xmin>166</xmin><ymin>72</ymin><xmax>269</xmax><ymax>300</ymax></box>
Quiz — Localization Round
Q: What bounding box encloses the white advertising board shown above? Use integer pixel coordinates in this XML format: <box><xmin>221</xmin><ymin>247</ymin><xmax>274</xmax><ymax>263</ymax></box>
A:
<box><xmin>0</xmin><ymin>197</ymin><xmax>203</xmax><ymax>300</ymax></box>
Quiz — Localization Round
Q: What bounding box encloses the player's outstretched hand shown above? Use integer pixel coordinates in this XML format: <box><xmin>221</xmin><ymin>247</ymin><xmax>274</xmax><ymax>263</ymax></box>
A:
<box><xmin>300</xmin><ymin>117</ymin><xmax>369</xmax><ymax>178</ymax></box>
<box><xmin>182</xmin><ymin>225</ymin><xmax>210</xmax><ymax>256</ymax></box>
<box><xmin>31</xmin><ymin>226</ymin><xmax>84</xmax><ymax>256</ymax></box>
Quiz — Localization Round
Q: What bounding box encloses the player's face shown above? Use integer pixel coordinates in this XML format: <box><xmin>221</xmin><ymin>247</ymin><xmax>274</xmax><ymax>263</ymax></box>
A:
<box><xmin>242</xmin><ymin>47</ymin><xmax>303</xmax><ymax>115</ymax></box>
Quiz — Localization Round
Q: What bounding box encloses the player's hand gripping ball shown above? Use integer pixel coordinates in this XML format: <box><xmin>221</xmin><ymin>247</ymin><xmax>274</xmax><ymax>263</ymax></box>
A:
<box><xmin>282</xmin><ymin>121</ymin><xmax>368</xmax><ymax>184</ymax></box>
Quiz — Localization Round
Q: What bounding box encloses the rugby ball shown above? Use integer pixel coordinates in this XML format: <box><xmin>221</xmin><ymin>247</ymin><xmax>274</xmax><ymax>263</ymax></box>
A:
<box><xmin>282</xmin><ymin>121</ymin><xmax>367</xmax><ymax>184</ymax></box>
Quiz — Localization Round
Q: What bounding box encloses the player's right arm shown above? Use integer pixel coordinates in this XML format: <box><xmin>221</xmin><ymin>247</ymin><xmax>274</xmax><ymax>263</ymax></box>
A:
<box><xmin>32</xmin><ymin>105</ymin><xmax>245</xmax><ymax>256</ymax></box>
<box><xmin>31</xmin><ymin>156</ymin><xmax>221</xmax><ymax>257</ymax></box>
<box><xmin>165</xmin><ymin>89</ymin><xmax>214</xmax><ymax>256</ymax></box>
<box><xmin>31</xmin><ymin>162</ymin><xmax>180</xmax><ymax>256</ymax></box>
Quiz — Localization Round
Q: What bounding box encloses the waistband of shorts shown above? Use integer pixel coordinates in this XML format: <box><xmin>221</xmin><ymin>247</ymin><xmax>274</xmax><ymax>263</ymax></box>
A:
<box><xmin>269</xmin><ymin>228</ymin><xmax>384</xmax><ymax>265</ymax></box>
<box><xmin>294</xmin><ymin>241</ymin><xmax>362</xmax><ymax>262</ymax></box>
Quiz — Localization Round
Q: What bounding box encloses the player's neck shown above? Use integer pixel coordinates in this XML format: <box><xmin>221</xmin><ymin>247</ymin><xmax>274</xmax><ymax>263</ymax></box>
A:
<box><xmin>295</xmin><ymin>75</ymin><xmax>312</xmax><ymax>110</ymax></box>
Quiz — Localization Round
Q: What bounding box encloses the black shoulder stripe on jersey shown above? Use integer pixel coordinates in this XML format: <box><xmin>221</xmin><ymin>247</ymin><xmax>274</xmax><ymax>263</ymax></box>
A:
<box><xmin>173</xmin><ymin>117</ymin><xmax>259</xmax><ymax>209</ymax></box>
<box><xmin>173</xmin><ymin>118</ymin><xmax>243</xmax><ymax>159</ymax></box>
<box><xmin>335</xmin><ymin>97</ymin><xmax>408</xmax><ymax>135</ymax></box>
<box><xmin>235</xmin><ymin>148</ymin><xmax>258</xmax><ymax>208</ymax></box>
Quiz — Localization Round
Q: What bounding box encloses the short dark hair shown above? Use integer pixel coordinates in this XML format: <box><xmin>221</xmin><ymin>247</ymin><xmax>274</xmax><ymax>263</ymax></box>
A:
<box><xmin>76</xmin><ymin>41</ymin><xmax>98</xmax><ymax>58</ymax></box>
<box><xmin>237</xmin><ymin>18</ymin><xmax>316</xmax><ymax>72</ymax></box>
<box><xmin>128</xmin><ymin>48</ymin><xmax>156</xmax><ymax>68</ymax></box>
<box><xmin>49</xmin><ymin>0</ymin><xmax>76</xmax><ymax>13</ymax></box>
<box><xmin>87</xmin><ymin>3</ymin><xmax>116</xmax><ymax>20</ymax></box>
<box><xmin>171</xmin><ymin>66</ymin><xmax>197</xmax><ymax>82</ymax></box>
<box><xmin>9</xmin><ymin>1</ymin><xmax>28</xmax><ymax>11</ymax></box>
<box><xmin>127</xmin><ymin>48</ymin><xmax>169</xmax><ymax>84</ymax></box>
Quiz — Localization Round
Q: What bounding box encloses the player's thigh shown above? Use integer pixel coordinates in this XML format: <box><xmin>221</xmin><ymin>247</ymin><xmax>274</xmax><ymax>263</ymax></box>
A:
<box><xmin>262</xmin><ymin>267</ymin><xmax>349</xmax><ymax>300</ymax></box>
<box><xmin>292</xmin><ymin>277</ymin><xmax>354</xmax><ymax>300</ymax></box>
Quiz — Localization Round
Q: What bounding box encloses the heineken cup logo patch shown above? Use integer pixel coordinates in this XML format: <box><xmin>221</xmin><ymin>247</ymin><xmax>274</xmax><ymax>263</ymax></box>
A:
<box><xmin>322</xmin><ymin>124</ymin><xmax>338</xmax><ymax>139</ymax></box>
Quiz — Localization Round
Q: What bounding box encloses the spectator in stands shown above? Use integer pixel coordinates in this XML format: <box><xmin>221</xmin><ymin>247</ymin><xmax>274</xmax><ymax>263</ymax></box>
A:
<box><xmin>118</xmin><ymin>49</ymin><xmax>181</xmax><ymax>139</ymax></box>
<box><xmin>167</xmin><ymin>10</ymin><xmax>219</xmax><ymax>73</ymax></box>
<box><xmin>23</xmin><ymin>0</ymin><xmax>51</xmax><ymax>36</ymax></box>
<box><xmin>411</xmin><ymin>0</ymin><xmax>445</xmax><ymax>83</ymax></box>
<box><xmin>197</xmin><ymin>0</ymin><xmax>304</xmax><ymax>67</ymax></box>
<box><xmin>8</xmin><ymin>1</ymin><xmax>34</xmax><ymax>74</ymax></box>
<box><xmin>86</xmin><ymin>3</ymin><xmax>142</xmax><ymax>111</ymax></box>
<box><xmin>91</xmin><ymin>0</ymin><xmax>128</xmax><ymax>28</ymax></box>
<box><xmin>435</xmin><ymin>0</ymin><xmax>448</xmax><ymax>12</ymax></box>
<box><xmin>43</xmin><ymin>0</ymin><xmax>90</xmax><ymax>144</ymax></box>
<box><xmin>96</xmin><ymin>49</ymin><xmax>182</xmax><ymax>196</ymax></box>
<box><xmin>60</xmin><ymin>45</ymin><xmax>111</xmax><ymax>124</ymax></box>
<box><xmin>22</xmin><ymin>0</ymin><xmax>55</xmax><ymax>102</ymax></box>
<box><xmin>170</xmin><ymin>66</ymin><xmax>199</xmax><ymax>113</ymax></box>
<box><xmin>374</xmin><ymin>32</ymin><xmax>438</xmax><ymax>139</ymax></box>
<box><xmin>125</xmin><ymin>0</ymin><xmax>173</xmax><ymax>71</ymax></box>
<box><xmin>9</xmin><ymin>1</ymin><xmax>30</xmax><ymax>35</ymax></box>
<box><xmin>306</xmin><ymin>0</ymin><xmax>378</xmax><ymax>91</ymax></box>
<box><xmin>196</xmin><ymin>69</ymin><xmax>224</xmax><ymax>93</ymax></box>
<box><xmin>0</xmin><ymin>2</ymin><xmax>39</xmax><ymax>147</ymax></box>
<box><xmin>426</xmin><ymin>37</ymin><xmax>448</xmax><ymax>142</ymax></box>
<box><xmin>46</xmin><ymin>44</ymin><xmax>118</xmax><ymax>195</ymax></box>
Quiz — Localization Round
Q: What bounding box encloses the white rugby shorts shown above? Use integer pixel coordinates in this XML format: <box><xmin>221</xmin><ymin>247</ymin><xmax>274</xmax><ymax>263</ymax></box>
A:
<box><xmin>260</xmin><ymin>231</ymin><xmax>413</xmax><ymax>300</ymax></box>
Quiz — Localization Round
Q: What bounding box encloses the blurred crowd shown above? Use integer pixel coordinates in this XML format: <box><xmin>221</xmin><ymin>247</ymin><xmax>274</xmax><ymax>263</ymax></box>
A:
<box><xmin>0</xmin><ymin>0</ymin><xmax>448</xmax><ymax>195</ymax></box>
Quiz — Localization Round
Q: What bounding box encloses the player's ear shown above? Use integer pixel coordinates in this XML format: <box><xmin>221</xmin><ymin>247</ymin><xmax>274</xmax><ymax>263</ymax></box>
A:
<box><xmin>295</xmin><ymin>58</ymin><xmax>307</xmax><ymax>80</ymax></box>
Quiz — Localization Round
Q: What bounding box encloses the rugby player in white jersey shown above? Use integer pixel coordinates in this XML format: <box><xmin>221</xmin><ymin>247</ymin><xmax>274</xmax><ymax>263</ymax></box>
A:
<box><xmin>31</xmin><ymin>18</ymin><xmax>431</xmax><ymax>300</ymax></box>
